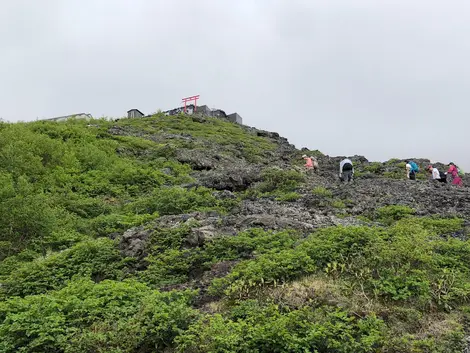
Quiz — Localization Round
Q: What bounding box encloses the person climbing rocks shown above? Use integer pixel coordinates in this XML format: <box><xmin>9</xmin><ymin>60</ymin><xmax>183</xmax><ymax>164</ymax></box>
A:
<box><xmin>426</xmin><ymin>165</ymin><xmax>446</xmax><ymax>183</ymax></box>
<box><xmin>311</xmin><ymin>156</ymin><xmax>319</xmax><ymax>172</ymax></box>
<box><xmin>302</xmin><ymin>154</ymin><xmax>313</xmax><ymax>173</ymax></box>
<box><xmin>447</xmin><ymin>162</ymin><xmax>463</xmax><ymax>186</ymax></box>
<box><xmin>405</xmin><ymin>160</ymin><xmax>419</xmax><ymax>180</ymax></box>
<box><xmin>302</xmin><ymin>155</ymin><xmax>318</xmax><ymax>173</ymax></box>
<box><xmin>339</xmin><ymin>158</ymin><xmax>354</xmax><ymax>182</ymax></box>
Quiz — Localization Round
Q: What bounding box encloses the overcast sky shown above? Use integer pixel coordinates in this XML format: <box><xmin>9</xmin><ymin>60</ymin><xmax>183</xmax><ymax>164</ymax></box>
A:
<box><xmin>1</xmin><ymin>0</ymin><xmax>470</xmax><ymax>168</ymax></box>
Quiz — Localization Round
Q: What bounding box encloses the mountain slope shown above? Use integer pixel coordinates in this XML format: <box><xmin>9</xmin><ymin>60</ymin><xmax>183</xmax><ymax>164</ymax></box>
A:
<box><xmin>0</xmin><ymin>114</ymin><xmax>469</xmax><ymax>352</ymax></box>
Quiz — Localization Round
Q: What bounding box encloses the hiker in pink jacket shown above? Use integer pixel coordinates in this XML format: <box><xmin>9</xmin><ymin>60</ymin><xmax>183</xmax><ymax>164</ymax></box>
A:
<box><xmin>302</xmin><ymin>155</ymin><xmax>318</xmax><ymax>173</ymax></box>
<box><xmin>303</xmin><ymin>154</ymin><xmax>313</xmax><ymax>170</ymax></box>
<box><xmin>447</xmin><ymin>163</ymin><xmax>463</xmax><ymax>186</ymax></box>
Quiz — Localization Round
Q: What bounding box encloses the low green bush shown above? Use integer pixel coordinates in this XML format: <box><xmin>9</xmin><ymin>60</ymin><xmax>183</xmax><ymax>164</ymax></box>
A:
<box><xmin>210</xmin><ymin>249</ymin><xmax>316</xmax><ymax>297</ymax></box>
<box><xmin>129</xmin><ymin>186</ymin><xmax>238</xmax><ymax>216</ymax></box>
<box><xmin>211</xmin><ymin>221</ymin><xmax>470</xmax><ymax>308</ymax></box>
<box><xmin>141</xmin><ymin>228</ymin><xmax>303</xmax><ymax>289</ymax></box>
<box><xmin>83</xmin><ymin>212</ymin><xmax>158</xmax><ymax>237</ymax></box>
<box><xmin>376</xmin><ymin>205</ymin><xmax>416</xmax><ymax>225</ymax></box>
<box><xmin>1</xmin><ymin>238</ymin><xmax>128</xmax><ymax>297</ymax></box>
<box><xmin>386</xmin><ymin>158</ymin><xmax>401</xmax><ymax>165</ymax></box>
<box><xmin>396</xmin><ymin>217</ymin><xmax>463</xmax><ymax>235</ymax></box>
<box><xmin>383</xmin><ymin>171</ymin><xmax>404</xmax><ymax>180</ymax></box>
<box><xmin>206</xmin><ymin>229</ymin><xmax>301</xmax><ymax>261</ymax></box>
<box><xmin>176</xmin><ymin>304</ymin><xmax>385</xmax><ymax>353</ymax></box>
<box><xmin>275</xmin><ymin>191</ymin><xmax>301</xmax><ymax>202</ymax></box>
<box><xmin>0</xmin><ymin>279</ymin><xmax>198</xmax><ymax>353</ymax></box>
<box><xmin>363</xmin><ymin>162</ymin><xmax>383</xmax><ymax>174</ymax></box>
<box><xmin>332</xmin><ymin>200</ymin><xmax>346</xmax><ymax>209</ymax></box>
<box><xmin>312</xmin><ymin>186</ymin><xmax>333</xmax><ymax>198</ymax></box>
<box><xmin>141</xmin><ymin>248</ymin><xmax>207</xmax><ymax>287</ymax></box>
<box><xmin>257</xmin><ymin>168</ymin><xmax>305</xmax><ymax>193</ymax></box>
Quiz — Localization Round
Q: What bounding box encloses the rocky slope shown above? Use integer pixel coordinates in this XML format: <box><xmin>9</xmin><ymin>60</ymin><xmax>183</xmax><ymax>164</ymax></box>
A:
<box><xmin>116</xmin><ymin>116</ymin><xmax>470</xmax><ymax>298</ymax></box>
<box><xmin>1</xmin><ymin>113</ymin><xmax>470</xmax><ymax>352</ymax></box>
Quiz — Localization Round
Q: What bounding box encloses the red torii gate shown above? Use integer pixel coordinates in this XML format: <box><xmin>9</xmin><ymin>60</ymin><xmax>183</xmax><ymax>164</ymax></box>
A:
<box><xmin>182</xmin><ymin>95</ymin><xmax>200</xmax><ymax>113</ymax></box>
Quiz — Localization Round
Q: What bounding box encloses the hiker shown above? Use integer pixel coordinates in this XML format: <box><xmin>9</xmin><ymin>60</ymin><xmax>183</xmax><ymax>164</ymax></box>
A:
<box><xmin>311</xmin><ymin>156</ymin><xmax>319</xmax><ymax>172</ymax></box>
<box><xmin>302</xmin><ymin>155</ymin><xmax>318</xmax><ymax>174</ymax></box>
<box><xmin>426</xmin><ymin>165</ymin><xmax>446</xmax><ymax>183</ymax></box>
<box><xmin>405</xmin><ymin>160</ymin><xmax>419</xmax><ymax>180</ymax></box>
<box><xmin>447</xmin><ymin>162</ymin><xmax>463</xmax><ymax>186</ymax></box>
<box><xmin>302</xmin><ymin>155</ymin><xmax>313</xmax><ymax>173</ymax></box>
<box><xmin>339</xmin><ymin>158</ymin><xmax>354</xmax><ymax>182</ymax></box>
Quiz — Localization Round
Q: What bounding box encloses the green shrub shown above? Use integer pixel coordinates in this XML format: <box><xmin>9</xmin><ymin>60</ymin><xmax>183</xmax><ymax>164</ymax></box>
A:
<box><xmin>210</xmin><ymin>249</ymin><xmax>316</xmax><ymax>297</ymax></box>
<box><xmin>206</xmin><ymin>229</ymin><xmax>301</xmax><ymax>261</ymax></box>
<box><xmin>61</xmin><ymin>195</ymin><xmax>113</xmax><ymax>218</ymax></box>
<box><xmin>0</xmin><ymin>176</ymin><xmax>68</xmax><ymax>251</ymax></box>
<box><xmin>142</xmin><ymin>228</ymin><xmax>303</xmax><ymax>289</ymax></box>
<box><xmin>0</xmin><ymin>279</ymin><xmax>198</xmax><ymax>353</ymax></box>
<box><xmin>83</xmin><ymin>212</ymin><xmax>158</xmax><ymax>237</ymax></box>
<box><xmin>376</xmin><ymin>205</ymin><xmax>416</xmax><ymax>225</ymax></box>
<box><xmin>300</xmin><ymin>226</ymin><xmax>386</xmax><ymax>268</ymax></box>
<box><xmin>1</xmin><ymin>238</ymin><xmax>128</xmax><ymax>297</ymax></box>
<box><xmin>363</xmin><ymin>162</ymin><xmax>383</xmax><ymax>174</ymax></box>
<box><xmin>396</xmin><ymin>217</ymin><xmax>463</xmax><ymax>235</ymax></box>
<box><xmin>297</xmin><ymin>149</ymin><xmax>323</xmax><ymax>158</ymax></box>
<box><xmin>131</xmin><ymin>186</ymin><xmax>236</xmax><ymax>216</ymax></box>
<box><xmin>0</xmin><ymin>241</ymin><xmax>13</xmax><ymax>261</ymax></box>
<box><xmin>386</xmin><ymin>158</ymin><xmax>401</xmax><ymax>165</ymax></box>
<box><xmin>0</xmin><ymin>249</ymin><xmax>38</xmax><ymax>280</ymax></box>
<box><xmin>34</xmin><ymin>230</ymin><xmax>89</xmax><ymax>252</ymax></box>
<box><xmin>383</xmin><ymin>172</ymin><xmax>402</xmax><ymax>180</ymax></box>
<box><xmin>141</xmin><ymin>248</ymin><xmax>207</xmax><ymax>287</ymax></box>
<box><xmin>275</xmin><ymin>191</ymin><xmax>301</xmax><ymax>202</ymax></box>
<box><xmin>211</xmin><ymin>222</ymin><xmax>470</xmax><ymax>307</ymax></box>
<box><xmin>383</xmin><ymin>322</ymin><xmax>465</xmax><ymax>353</ymax></box>
<box><xmin>304</xmin><ymin>223</ymin><xmax>470</xmax><ymax>307</ymax></box>
<box><xmin>312</xmin><ymin>186</ymin><xmax>333</xmax><ymax>198</ymax></box>
<box><xmin>257</xmin><ymin>168</ymin><xmax>305</xmax><ymax>193</ymax></box>
<box><xmin>140</xmin><ymin>223</ymin><xmax>209</xmax><ymax>287</ymax></box>
<box><xmin>176</xmin><ymin>305</ymin><xmax>385</xmax><ymax>353</ymax></box>
<box><xmin>332</xmin><ymin>200</ymin><xmax>346</xmax><ymax>209</ymax></box>
<box><xmin>141</xmin><ymin>225</ymin><xmax>206</xmax><ymax>287</ymax></box>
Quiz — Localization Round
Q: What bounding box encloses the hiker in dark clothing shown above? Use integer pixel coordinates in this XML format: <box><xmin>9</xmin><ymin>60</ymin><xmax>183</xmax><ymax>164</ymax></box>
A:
<box><xmin>339</xmin><ymin>158</ymin><xmax>354</xmax><ymax>182</ymax></box>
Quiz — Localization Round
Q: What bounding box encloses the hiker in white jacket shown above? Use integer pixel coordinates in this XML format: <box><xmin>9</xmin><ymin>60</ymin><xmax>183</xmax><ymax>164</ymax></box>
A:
<box><xmin>339</xmin><ymin>158</ymin><xmax>354</xmax><ymax>182</ymax></box>
<box><xmin>426</xmin><ymin>165</ymin><xmax>447</xmax><ymax>183</ymax></box>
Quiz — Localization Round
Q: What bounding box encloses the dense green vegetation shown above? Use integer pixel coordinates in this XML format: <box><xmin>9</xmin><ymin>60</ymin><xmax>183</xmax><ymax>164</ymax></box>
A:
<box><xmin>0</xmin><ymin>116</ymin><xmax>469</xmax><ymax>352</ymax></box>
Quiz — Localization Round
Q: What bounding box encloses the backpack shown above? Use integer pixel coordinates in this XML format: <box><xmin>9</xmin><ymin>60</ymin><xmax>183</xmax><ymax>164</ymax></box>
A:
<box><xmin>458</xmin><ymin>167</ymin><xmax>465</xmax><ymax>177</ymax></box>
<box><xmin>409</xmin><ymin>161</ymin><xmax>419</xmax><ymax>173</ymax></box>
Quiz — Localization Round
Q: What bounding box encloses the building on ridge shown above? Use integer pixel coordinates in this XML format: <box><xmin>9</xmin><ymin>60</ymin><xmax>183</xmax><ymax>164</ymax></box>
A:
<box><xmin>227</xmin><ymin>113</ymin><xmax>243</xmax><ymax>124</ymax></box>
<box><xmin>162</xmin><ymin>104</ymin><xmax>243</xmax><ymax>125</ymax></box>
<box><xmin>44</xmin><ymin>113</ymin><xmax>92</xmax><ymax>122</ymax></box>
<box><xmin>127</xmin><ymin>109</ymin><xmax>145</xmax><ymax>118</ymax></box>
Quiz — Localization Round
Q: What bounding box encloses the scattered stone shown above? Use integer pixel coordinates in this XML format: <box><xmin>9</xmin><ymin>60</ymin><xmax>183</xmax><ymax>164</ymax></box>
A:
<box><xmin>192</xmin><ymin>116</ymin><xmax>206</xmax><ymax>123</ymax></box>
<box><xmin>118</xmin><ymin>226</ymin><xmax>152</xmax><ymax>259</ymax></box>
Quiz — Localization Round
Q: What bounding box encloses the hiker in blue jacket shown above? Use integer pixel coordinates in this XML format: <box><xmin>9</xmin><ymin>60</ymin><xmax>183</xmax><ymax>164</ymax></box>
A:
<box><xmin>405</xmin><ymin>160</ymin><xmax>419</xmax><ymax>180</ymax></box>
